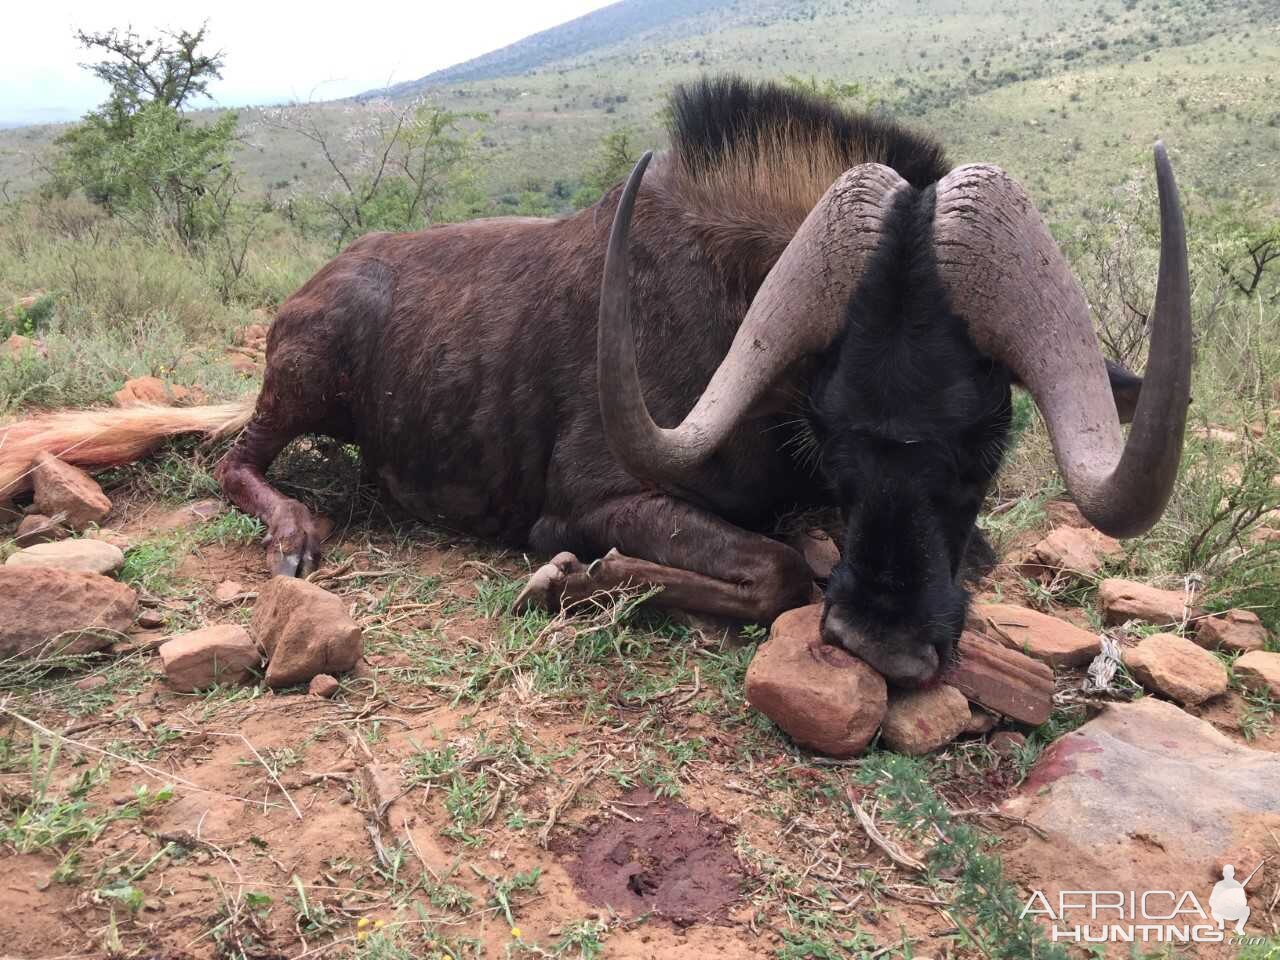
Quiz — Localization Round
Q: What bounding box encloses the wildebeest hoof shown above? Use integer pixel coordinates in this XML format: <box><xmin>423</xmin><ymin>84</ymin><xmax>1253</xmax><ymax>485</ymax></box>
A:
<box><xmin>264</xmin><ymin>500</ymin><xmax>328</xmax><ymax>578</ymax></box>
<box><xmin>514</xmin><ymin>551</ymin><xmax>585</xmax><ymax>613</ymax></box>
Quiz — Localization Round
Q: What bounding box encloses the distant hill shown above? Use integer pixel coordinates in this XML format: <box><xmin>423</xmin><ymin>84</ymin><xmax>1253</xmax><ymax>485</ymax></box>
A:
<box><xmin>363</xmin><ymin>0</ymin><xmax>729</xmax><ymax>98</ymax></box>
<box><xmin>4</xmin><ymin>0</ymin><xmax>1277</xmax><ymax>225</ymax></box>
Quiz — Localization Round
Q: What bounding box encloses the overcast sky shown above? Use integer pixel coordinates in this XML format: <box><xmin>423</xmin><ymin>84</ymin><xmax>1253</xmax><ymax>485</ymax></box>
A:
<box><xmin>0</xmin><ymin>1</ymin><xmax>613</xmax><ymax>127</ymax></box>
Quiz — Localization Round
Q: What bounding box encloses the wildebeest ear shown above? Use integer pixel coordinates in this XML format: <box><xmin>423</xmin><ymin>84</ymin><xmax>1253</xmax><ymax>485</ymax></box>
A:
<box><xmin>1105</xmin><ymin>359</ymin><xmax>1142</xmax><ymax>425</ymax></box>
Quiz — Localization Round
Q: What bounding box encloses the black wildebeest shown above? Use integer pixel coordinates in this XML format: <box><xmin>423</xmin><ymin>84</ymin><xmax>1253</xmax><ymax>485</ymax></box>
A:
<box><xmin>0</xmin><ymin>78</ymin><xmax>1190</xmax><ymax>686</ymax></box>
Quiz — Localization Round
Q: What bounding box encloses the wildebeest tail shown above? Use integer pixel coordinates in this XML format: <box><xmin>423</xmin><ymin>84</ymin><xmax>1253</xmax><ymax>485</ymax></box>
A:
<box><xmin>0</xmin><ymin>398</ymin><xmax>256</xmax><ymax>499</ymax></box>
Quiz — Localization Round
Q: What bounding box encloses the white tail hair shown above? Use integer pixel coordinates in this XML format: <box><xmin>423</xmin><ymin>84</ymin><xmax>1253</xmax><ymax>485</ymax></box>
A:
<box><xmin>0</xmin><ymin>399</ymin><xmax>255</xmax><ymax>499</ymax></box>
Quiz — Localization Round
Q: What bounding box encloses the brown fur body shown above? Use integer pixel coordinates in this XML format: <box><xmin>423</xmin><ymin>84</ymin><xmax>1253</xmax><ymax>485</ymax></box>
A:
<box><xmin>265</xmin><ymin>198</ymin><xmax>810</xmax><ymax>544</ymax></box>
<box><xmin>213</xmin><ymin>79</ymin><xmax>953</xmax><ymax>619</ymax></box>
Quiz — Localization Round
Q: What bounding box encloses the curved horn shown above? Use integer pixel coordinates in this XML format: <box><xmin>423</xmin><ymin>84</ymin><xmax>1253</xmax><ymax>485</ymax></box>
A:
<box><xmin>933</xmin><ymin>143</ymin><xmax>1191</xmax><ymax>537</ymax></box>
<box><xmin>598</xmin><ymin>154</ymin><xmax>912</xmax><ymax>487</ymax></box>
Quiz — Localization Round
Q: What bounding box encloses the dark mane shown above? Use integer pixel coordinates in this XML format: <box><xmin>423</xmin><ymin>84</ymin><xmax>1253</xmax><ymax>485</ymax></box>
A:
<box><xmin>668</xmin><ymin>76</ymin><xmax>948</xmax><ymax>189</ymax></box>
<box><xmin>651</xmin><ymin>76</ymin><xmax>949</xmax><ymax>290</ymax></box>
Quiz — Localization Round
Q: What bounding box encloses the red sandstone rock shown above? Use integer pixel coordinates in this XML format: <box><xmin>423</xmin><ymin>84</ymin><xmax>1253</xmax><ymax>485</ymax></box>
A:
<box><xmin>974</xmin><ymin>602</ymin><xmax>1101</xmax><ymax>668</ymax></box>
<box><xmin>1122</xmin><ymin>633</ymin><xmax>1229</xmax><ymax>706</ymax></box>
<box><xmin>0</xmin><ymin>568</ymin><xmax>136</xmax><ymax>659</ymax></box>
<box><xmin>744</xmin><ymin>605</ymin><xmax>887</xmax><ymax>758</ymax></box>
<box><xmin>1044</xmin><ymin>500</ymin><xmax>1089</xmax><ymax>529</ymax></box>
<box><xmin>1098</xmin><ymin>578</ymin><xmax>1198</xmax><ymax>627</ymax></box>
<box><xmin>309</xmin><ymin>673</ymin><xmax>340</xmax><ymax>698</ymax></box>
<box><xmin>113</xmin><ymin>376</ymin><xmax>172</xmax><ymax>408</ymax></box>
<box><xmin>4</xmin><ymin>333</ymin><xmax>45</xmax><ymax>359</ymax></box>
<box><xmin>159</xmin><ymin>625</ymin><xmax>261</xmax><ymax>692</ymax></box>
<box><xmin>5</xmin><ymin>538</ymin><xmax>124</xmax><ymax>575</ymax></box>
<box><xmin>31</xmin><ymin>452</ymin><xmax>111</xmax><ymax>530</ymax></box>
<box><xmin>214</xmin><ymin>580</ymin><xmax>247</xmax><ymax>603</ymax></box>
<box><xmin>1233</xmin><ymin>651</ymin><xmax>1280</xmax><ymax>698</ymax></box>
<box><xmin>1194</xmin><ymin>610</ymin><xmax>1269</xmax><ymax>655</ymax></box>
<box><xmin>880</xmin><ymin>684</ymin><xmax>970</xmax><ymax>755</ymax></box>
<box><xmin>1020</xmin><ymin>526</ymin><xmax>1122</xmax><ymax>581</ymax></box>
<box><xmin>14</xmin><ymin>514</ymin><xmax>66</xmax><ymax>547</ymax></box>
<box><xmin>989</xmin><ymin>730</ymin><xmax>1027</xmax><ymax>759</ymax></box>
<box><xmin>965</xmin><ymin>706</ymin><xmax>999</xmax><ymax>735</ymax></box>
<box><xmin>252</xmin><ymin>577</ymin><xmax>363</xmax><ymax>688</ymax></box>
<box><xmin>943</xmin><ymin>631</ymin><xmax>1054</xmax><ymax>726</ymax></box>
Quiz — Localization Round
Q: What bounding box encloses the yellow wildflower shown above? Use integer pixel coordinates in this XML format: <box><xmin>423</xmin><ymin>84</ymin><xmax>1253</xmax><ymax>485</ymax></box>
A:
<box><xmin>510</xmin><ymin>926</ymin><xmax>523</xmax><ymax>939</ymax></box>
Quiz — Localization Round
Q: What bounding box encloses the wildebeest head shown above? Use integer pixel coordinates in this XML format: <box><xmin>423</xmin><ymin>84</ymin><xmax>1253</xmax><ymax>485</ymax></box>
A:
<box><xmin>597</xmin><ymin>148</ymin><xmax>1191</xmax><ymax>686</ymax></box>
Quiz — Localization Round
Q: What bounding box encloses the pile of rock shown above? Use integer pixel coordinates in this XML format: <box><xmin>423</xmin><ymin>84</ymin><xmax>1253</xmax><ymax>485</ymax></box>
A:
<box><xmin>745</xmin><ymin>604</ymin><xmax>1057</xmax><ymax>757</ymax></box>
<box><xmin>1</xmin><ymin>453</ymin><xmax>361</xmax><ymax>697</ymax></box>
<box><xmin>158</xmin><ymin>577</ymin><xmax>363</xmax><ymax>695</ymax></box>
<box><xmin>0</xmin><ymin>561</ymin><xmax>362</xmax><ymax>697</ymax></box>
<box><xmin>745</xmin><ymin>529</ymin><xmax>1278</xmax><ymax>758</ymax></box>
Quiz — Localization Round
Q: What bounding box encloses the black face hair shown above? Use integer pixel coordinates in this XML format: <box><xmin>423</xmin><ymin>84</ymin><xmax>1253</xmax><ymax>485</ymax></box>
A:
<box><xmin>808</xmin><ymin>185</ymin><xmax>1014</xmax><ymax>679</ymax></box>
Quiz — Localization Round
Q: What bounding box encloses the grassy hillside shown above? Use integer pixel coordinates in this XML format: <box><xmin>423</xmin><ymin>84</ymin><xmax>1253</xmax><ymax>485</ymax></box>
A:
<box><xmin>2</xmin><ymin>0</ymin><xmax>1276</xmax><ymax>226</ymax></box>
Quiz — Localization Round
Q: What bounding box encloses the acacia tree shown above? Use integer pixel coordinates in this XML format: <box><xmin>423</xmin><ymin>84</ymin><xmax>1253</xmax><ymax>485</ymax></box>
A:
<box><xmin>261</xmin><ymin>98</ymin><xmax>486</xmax><ymax>250</ymax></box>
<box><xmin>75</xmin><ymin>24</ymin><xmax>223</xmax><ymax>114</ymax></box>
<box><xmin>50</xmin><ymin>23</ymin><xmax>241</xmax><ymax>249</ymax></box>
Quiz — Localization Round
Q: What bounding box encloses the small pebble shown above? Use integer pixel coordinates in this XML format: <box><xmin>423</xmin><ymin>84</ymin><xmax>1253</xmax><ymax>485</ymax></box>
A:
<box><xmin>309</xmin><ymin>673</ymin><xmax>340</xmax><ymax>698</ymax></box>
<box><xmin>989</xmin><ymin>730</ymin><xmax>1027</xmax><ymax>759</ymax></box>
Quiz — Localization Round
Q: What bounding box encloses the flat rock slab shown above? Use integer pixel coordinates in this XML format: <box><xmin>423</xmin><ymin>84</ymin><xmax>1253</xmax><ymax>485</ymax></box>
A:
<box><xmin>31</xmin><ymin>452</ymin><xmax>111</xmax><ymax>530</ymax></box>
<box><xmin>0</xmin><ymin>568</ymin><xmax>137</xmax><ymax>658</ymax></box>
<box><xmin>1194</xmin><ymin>610</ymin><xmax>1269</xmax><ymax>654</ymax></box>
<box><xmin>974</xmin><ymin>602</ymin><xmax>1101</xmax><ymax>668</ymax></box>
<box><xmin>1122</xmin><ymin>632</ymin><xmax>1229</xmax><ymax>706</ymax></box>
<box><xmin>252</xmin><ymin>576</ymin><xmax>363</xmax><ymax>688</ymax></box>
<box><xmin>1020</xmin><ymin>527</ymin><xmax>1122</xmax><ymax>581</ymax></box>
<box><xmin>159</xmin><ymin>625</ymin><xmax>261</xmax><ymax>692</ymax></box>
<box><xmin>1234</xmin><ymin>650</ymin><xmax>1280</xmax><ymax>698</ymax></box>
<box><xmin>943</xmin><ymin>630</ymin><xmax>1054</xmax><ymax>726</ymax></box>
<box><xmin>5</xmin><ymin>538</ymin><xmax>125</xmax><ymax>576</ymax></box>
<box><xmin>745</xmin><ymin>604</ymin><xmax>887</xmax><ymax>758</ymax></box>
<box><xmin>880</xmin><ymin>684</ymin><xmax>970</xmax><ymax>755</ymax></box>
<box><xmin>1002</xmin><ymin>699</ymin><xmax>1280</xmax><ymax>936</ymax></box>
<box><xmin>1099</xmin><ymin>578</ymin><xmax>1198</xmax><ymax>627</ymax></box>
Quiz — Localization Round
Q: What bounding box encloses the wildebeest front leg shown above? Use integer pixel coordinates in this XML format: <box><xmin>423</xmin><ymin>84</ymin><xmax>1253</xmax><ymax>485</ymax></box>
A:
<box><xmin>216</xmin><ymin>416</ymin><xmax>329</xmax><ymax>578</ymax></box>
<box><xmin>521</xmin><ymin>495</ymin><xmax>815</xmax><ymax>623</ymax></box>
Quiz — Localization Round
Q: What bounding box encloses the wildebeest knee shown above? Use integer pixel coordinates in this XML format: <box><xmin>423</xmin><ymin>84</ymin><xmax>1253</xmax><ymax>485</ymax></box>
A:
<box><xmin>743</xmin><ymin>547</ymin><xmax>814</xmax><ymax>624</ymax></box>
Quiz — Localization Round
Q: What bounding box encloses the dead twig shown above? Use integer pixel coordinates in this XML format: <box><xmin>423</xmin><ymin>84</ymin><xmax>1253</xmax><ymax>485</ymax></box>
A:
<box><xmin>538</xmin><ymin>754</ymin><xmax>612</xmax><ymax>848</ymax></box>
<box><xmin>852</xmin><ymin>801</ymin><xmax>926</xmax><ymax>873</ymax></box>
<box><xmin>950</xmin><ymin>808</ymin><xmax>1050</xmax><ymax>840</ymax></box>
